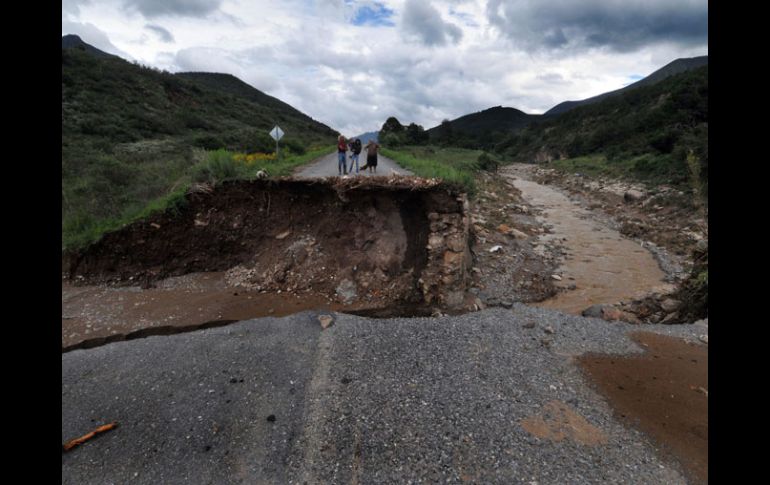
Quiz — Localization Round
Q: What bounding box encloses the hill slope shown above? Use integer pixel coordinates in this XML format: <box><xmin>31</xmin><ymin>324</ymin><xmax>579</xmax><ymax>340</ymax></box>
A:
<box><xmin>495</xmin><ymin>65</ymin><xmax>708</xmax><ymax>191</ymax></box>
<box><xmin>545</xmin><ymin>56</ymin><xmax>708</xmax><ymax>116</ymax></box>
<box><xmin>425</xmin><ymin>106</ymin><xmax>541</xmax><ymax>149</ymax></box>
<box><xmin>62</xmin><ymin>37</ymin><xmax>338</xmax><ymax>249</ymax></box>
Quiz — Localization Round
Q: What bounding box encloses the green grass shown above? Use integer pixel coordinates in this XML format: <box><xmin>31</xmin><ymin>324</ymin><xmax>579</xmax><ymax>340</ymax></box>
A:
<box><xmin>381</xmin><ymin>146</ymin><xmax>482</xmax><ymax>195</ymax></box>
<box><xmin>62</xmin><ymin>145</ymin><xmax>335</xmax><ymax>251</ymax></box>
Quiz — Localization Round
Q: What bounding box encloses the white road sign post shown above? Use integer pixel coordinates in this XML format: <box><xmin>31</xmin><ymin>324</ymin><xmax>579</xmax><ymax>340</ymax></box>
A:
<box><xmin>269</xmin><ymin>125</ymin><xmax>284</xmax><ymax>159</ymax></box>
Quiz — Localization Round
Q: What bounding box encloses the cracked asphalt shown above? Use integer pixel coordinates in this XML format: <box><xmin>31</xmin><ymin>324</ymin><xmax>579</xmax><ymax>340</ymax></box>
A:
<box><xmin>62</xmin><ymin>305</ymin><xmax>706</xmax><ymax>484</ymax></box>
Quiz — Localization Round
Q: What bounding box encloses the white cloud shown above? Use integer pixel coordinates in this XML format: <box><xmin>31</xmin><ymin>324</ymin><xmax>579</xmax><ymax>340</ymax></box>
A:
<box><xmin>62</xmin><ymin>0</ymin><xmax>708</xmax><ymax>135</ymax></box>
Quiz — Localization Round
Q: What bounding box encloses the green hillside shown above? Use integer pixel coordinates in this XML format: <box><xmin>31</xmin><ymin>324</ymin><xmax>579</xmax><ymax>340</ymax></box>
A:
<box><xmin>62</xmin><ymin>43</ymin><xmax>338</xmax><ymax>249</ymax></box>
<box><xmin>495</xmin><ymin>66</ymin><xmax>708</xmax><ymax>194</ymax></box>
<box><xmin>425</xmin><ymin>106</ymin><xmax>541</xmax><ymax>150</ymax></box>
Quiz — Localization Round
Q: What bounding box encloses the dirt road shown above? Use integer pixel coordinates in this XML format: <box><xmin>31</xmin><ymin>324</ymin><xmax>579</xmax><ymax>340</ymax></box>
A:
<box><xmin>294</xmin><ymin>151</ymin><xmax>412</xmax><ymax>178</ymax></box>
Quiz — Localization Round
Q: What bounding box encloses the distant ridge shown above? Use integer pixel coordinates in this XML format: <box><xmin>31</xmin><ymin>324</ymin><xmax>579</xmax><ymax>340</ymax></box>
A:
<box><xmin>61</xmin><ymin>34</ymin><xmax>121</xmax><ymax>60</ymax></box>
<box><xmin>426</xmin><ymin>106</ymin><xmax>538</xmax><ymax>137</ymax></box>
<box><xmin>545</xmin><ymin>56</ymin><xmax>709</xmax><ymax>116</ymax></box>
<box><xmin>351</xmin><ymin>131</ymin><xmax>379</xmax><ymax>144</ymax></box>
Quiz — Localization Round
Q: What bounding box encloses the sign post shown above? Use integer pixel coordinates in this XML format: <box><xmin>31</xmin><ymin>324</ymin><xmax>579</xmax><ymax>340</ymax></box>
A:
<box><xmin>269</xmin><ymin>125</ymin><xmax>284</xmax><ymax>160</ymax></box>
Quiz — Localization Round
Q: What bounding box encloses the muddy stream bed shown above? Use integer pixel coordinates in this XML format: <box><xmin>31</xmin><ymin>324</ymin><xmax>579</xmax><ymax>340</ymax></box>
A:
<box><xmin>501</xmin><ymin>165</ymin><xmax>674</xmax><ymax>315</ymax></box>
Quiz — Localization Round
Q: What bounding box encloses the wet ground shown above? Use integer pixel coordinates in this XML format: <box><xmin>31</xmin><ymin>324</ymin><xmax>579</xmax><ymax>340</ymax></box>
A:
<box><xmin>62</xmin><ymin>159</ymin><xmax>707</xmax><ymax>483</ymax></box>
<box><xmin>500</xmin><ymin>164</ymin><xmax>674</xmax><ymax>315</ymax></box>
<box><xmin>62</xmin><ymin>272</ymin><xmax>357</xmax><ymax>351</ymax></box>
<box><xmin>578</xmin><ymin>331</ymin><xmax>708</xmax><ymax>484</ymax></box>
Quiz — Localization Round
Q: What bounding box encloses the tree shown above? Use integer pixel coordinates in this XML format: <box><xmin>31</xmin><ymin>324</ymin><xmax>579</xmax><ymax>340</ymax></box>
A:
<box><xmin>404</xmin><ymin>122</ymin><xmax>428</xmax><ymax>145</ymax></box>
<box><xmin>380</xmin><ymin>116</ymin><xmax>404</xmax><ymax>137</ymax></box>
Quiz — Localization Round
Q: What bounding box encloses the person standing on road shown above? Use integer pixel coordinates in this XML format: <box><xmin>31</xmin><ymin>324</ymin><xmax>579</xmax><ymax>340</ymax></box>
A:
<box><xmin>348</xmin><ymin>138</ymin><xmax>362</xmax><ymax>174</ymax></box>
<box><xmin>360</xmin><ymin>139</ymin><xmax>380</xmax><ymax>173</ymax></box>
<box><xmin>337</xmin><ymin>135</ymin><xmax>348</xmax><ymax>175</ymax></box>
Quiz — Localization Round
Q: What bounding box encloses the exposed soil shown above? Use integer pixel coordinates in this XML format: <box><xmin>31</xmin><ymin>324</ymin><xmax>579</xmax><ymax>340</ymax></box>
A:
<box><xmin>578</xmin><ymin>332</ymin><xmax>708</xmax><ymax>484</ymax></box>
<box><xmin>465</xmin><ymin>171</ymin><xmax>560</xmax><ymax>308</ymax></box>
<box><xmin>63</xmin><ymin>176</ymin><xmax>475</xmax><ymax>351</ymax></box>
<box><xmin>65</xmin><ymin>177</ymin><xmax>463</xmax><ymax>310</ymax></box>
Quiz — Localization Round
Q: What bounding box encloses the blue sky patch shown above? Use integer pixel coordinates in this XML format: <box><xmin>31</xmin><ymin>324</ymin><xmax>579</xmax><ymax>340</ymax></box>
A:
<box><xmin>352</xmin><ymin>3</ymin><xmax>395</xmax><ymax>27</ymax></box>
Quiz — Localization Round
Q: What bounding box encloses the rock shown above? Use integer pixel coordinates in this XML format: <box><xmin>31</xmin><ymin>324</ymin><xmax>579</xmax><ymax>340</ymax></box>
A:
<box><xmin>544</xmin><ymin>326</ymin><xmax>554</xmax><ymax>334</ymax></box>
<box><xmin>601</xmin><ymin>306</ymin><xmax>624</xmax><ymax>321</ymax></box>
<box><xmin>489</xmin><ymin>245</ymin><xmax>502</xmax><ymax>253</ymax></box>
<box><xmin>497</xmin><ymin>224</ymin><xmax>512</xmax><ymax>235</ymax></box>
<box><xmin>318</xmin><ymin>315</ymin><xmax>334</xmax><ymax>329</ymax></box>
<box><xmin>150</xmin><ymin>222</ymin><xmax>161</xmax><ymax>229</ymax></box>
<box><xmin>446</xmin><ymin>235</ymin><xmax>465</xmax><ymax>252</ymax></box>
<box><xmin>276</xmin><ymin>230</ymin><xmax>291</xmax><ymax>240</ymax></box>
<box><xmin>511</xmin><ymin>229</ymin><xmax>529</xmax><ymax>240</ymax></box>
<box><xmin>523</xmin><ymin>321</ymin><xmax>536</xmax><ymax>329</ymax></box>
<box><xmin>699</xmin><ymin>334</ymin><xmax>708</xmax><ymax>344</ymax></box>
<box><xmin>256</xmin><ymin>169</ymin><xmax>268</xmax><ymax>179</ymax></box>
<box><xmin>551</xmin><ymin>274</ymin><xmax>562</xmax><ymax>281</ymax></box>
<box><xmin>500</xmin><ymin>299</ymin><xmax>513</xmax><ymax>309</ymax></box>
<box><xmin>428</xmin><ymin>233</ymin><xmax>444</xmax><ymax>249</ymax></box>
<box><xmin>660</xmin><ymin>298</ymin><xmax>682</xmax><ymax>313</ymax></box>
<box><xmin>661</xmin><ymin>312</ymin><xmax>680</xmax><ymax>324</ymax></box>
<box><xmin>624</xmin><ymin>190</ymin><xmax>644</xmax><ymax>203</ymax></box>
<box><xmin>581</xmin><ymin>304</ymin><xmax>602</xmax><ymax>318</ymax></box>
<box><xmin>335</xmin><ymin>279</ymin><xmax>357</xmax><ymax>304</ymax></box>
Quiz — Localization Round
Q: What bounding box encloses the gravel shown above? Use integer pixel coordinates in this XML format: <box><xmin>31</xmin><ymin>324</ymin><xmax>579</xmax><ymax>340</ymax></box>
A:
<box><xmin>63</xmin><ymin>305</ymin><xmax>705</xmax><ymax>484</ymax></box>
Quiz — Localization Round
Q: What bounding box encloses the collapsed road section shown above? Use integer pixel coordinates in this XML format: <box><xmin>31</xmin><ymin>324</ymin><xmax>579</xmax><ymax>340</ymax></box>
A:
<box><xmin>64</xmin><ymin>176</ymin><xmax>475</xmax><ymax>318</ymax></box>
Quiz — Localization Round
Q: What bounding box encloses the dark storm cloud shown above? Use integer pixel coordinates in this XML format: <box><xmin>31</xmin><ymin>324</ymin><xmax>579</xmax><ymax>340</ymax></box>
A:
<box><xmin>486</xmin><ymin>0</ymin><xmax>708</xmax><ymax>53</ymax></box>
<box><xmin>145</xmin><ymin>24</ymin><xmax>175</xmax><ymax>42</ymax></box>
<box><xmin>123</xmin><ymin>0</ymin><xmax>223</xmax><ymax>19</ymax></box>
<box><xmin>402</xmin><ymin>0</ymin><xmax>463</xmax><ymax>46</ymax></box>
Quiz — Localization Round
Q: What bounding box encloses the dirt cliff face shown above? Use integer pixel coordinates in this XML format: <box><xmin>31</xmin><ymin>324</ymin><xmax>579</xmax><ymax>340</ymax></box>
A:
<box><xmin>65</xmin><ymin>177</ymin><xmax>472</xmax><ymax>313</ymax></box>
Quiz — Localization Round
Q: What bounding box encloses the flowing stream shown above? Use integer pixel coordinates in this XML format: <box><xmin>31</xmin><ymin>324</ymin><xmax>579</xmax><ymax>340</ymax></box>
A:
<box><xmin>502</xmin><ymin>165</ymin><xmax>673</xmax><ymax>315</ymax></box>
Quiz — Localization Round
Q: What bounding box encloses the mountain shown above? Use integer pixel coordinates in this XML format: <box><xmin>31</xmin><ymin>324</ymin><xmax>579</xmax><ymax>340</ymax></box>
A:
<box><xmin>351</xmin><ymin>131</ymin><xmax>379</xmax><ymax>144</ymax></box>
<box><xmin>495</xmin><ymin>64</ymin><xmax>708</xmax><ymax>189</ymax></box>
<box><xmin>545</xmin><ymin>56</ymin><xmax>708</xmax><ymax>116</ymax></box>
<box><xmin>62</xmin><ymin>36</ymin><xmax>338</xmax><ymax>249</ymax></box>
<box><xmin>175</xmin><ymin>72</ymin><xmax>328</xmax><ymax>129</ymax></box>
<box><xmin>61</xmin><ymin>34</ymin><xmax>121</xmax><ymax>59</ymax></box>
<box><xmin>425</xmin><ymin>106</ymin><xmax>541</xmax><ymax>149</ymax></box>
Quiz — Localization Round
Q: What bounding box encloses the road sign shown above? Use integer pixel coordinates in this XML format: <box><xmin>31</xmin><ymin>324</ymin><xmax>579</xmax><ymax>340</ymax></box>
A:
<box><xmin>269</xmin><ymin>125</ymin><xmax>284</xmax><ymax>141</ymax></box>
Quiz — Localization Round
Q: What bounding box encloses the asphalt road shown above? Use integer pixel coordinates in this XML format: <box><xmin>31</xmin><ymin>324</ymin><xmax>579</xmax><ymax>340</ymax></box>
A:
<box><xmin>62</xmin><ymin>305</ymin><xmax>706</xmax><ymax>484</ymax></box>
<box><xmin>294</xmin><ymin>151</ymin><xmax>413</xmax><ymax>178</ymax></box>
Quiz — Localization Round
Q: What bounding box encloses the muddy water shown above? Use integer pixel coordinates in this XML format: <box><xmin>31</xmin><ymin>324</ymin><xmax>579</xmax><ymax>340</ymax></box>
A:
<box><xmin>502</xmin><ymin>166</ymin><xmax>673</xmax><ymax>315</ymax></box>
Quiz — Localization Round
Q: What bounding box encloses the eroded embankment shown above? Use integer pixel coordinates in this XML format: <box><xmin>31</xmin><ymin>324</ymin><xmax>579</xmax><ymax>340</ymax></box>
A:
<box><xmin>65</xmin><ymin>176</ymin><xmax>472</xmax><ymax>316</ymax></box>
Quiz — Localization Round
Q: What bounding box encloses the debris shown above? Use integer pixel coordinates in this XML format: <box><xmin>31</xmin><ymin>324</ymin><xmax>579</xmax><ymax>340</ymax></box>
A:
<box><xmin>62</xmin><ymin>422</ymin><xmax>118</xmax><ymax>452</ymax></box>
<box><xmin>150</xmin><ymin>223</ymin><xmax>161</xmax><ymax>229</ymax></box>
<box><xmin>318</xmin><ymin>314</ymin><xmax>334</xmax><ymax>329</ymax></box>
<box><xmin>275</xmin><ymin>230</ymin><xmax>291</xmax><ymax>240</ymax></box>
<box><xmin>551</xmin><ymin>274</ymin><xmax>562</xmax><ymax>281</ymax></box>
<box><xmin>489</xmin><ymin>245</ymin><xmax>502</xmax><ymax>253</ymax></box>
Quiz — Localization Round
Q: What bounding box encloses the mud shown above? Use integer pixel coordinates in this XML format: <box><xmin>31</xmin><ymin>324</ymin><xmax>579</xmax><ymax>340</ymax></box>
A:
<box><xmin>578</xmin><ymin>332</ymin><xmax>708</xmax><ymax>484</ymax></box>
<box><xmin>501</xmin><ymin>166</ymin><xmax>674</xmax><ymax>315</ymax></box>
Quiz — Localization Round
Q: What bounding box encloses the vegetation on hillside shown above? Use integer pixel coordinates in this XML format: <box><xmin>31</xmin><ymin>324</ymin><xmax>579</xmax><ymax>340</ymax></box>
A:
<box><xmin>62</xmin><ymin>46</ymin><xmax>338</xmax><ymax>250</ymax></box>
<box><xmin>495</xmin><ymin>66</ymin><xmax>708</xmax><ymax>199</ymax></box>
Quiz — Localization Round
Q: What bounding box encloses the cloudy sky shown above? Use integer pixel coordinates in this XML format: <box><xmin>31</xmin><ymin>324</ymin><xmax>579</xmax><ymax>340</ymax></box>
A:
<box><xmin>62</xmin><ymin>0</ymin><xmax>708</xmax><ymax>137</ymax></box>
